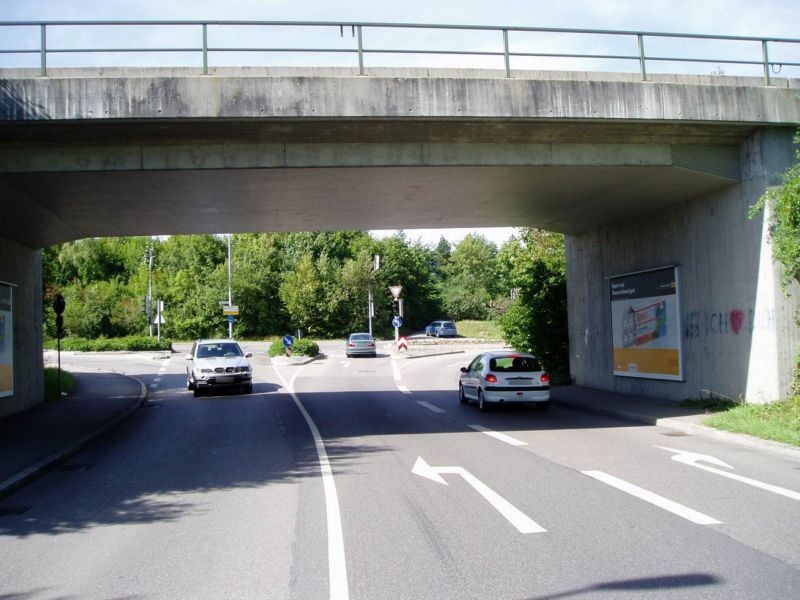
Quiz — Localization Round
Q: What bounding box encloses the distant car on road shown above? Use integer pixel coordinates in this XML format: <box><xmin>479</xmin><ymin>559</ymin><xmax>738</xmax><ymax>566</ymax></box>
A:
<box><xmin>346</xmin><ymin>333</ymin><xmax>377</xmax><ymax>358</ymax></box>
<box><xmin>186</xmin><ymin>339</ymin><xmax>253</xmax><ymax>397</ymax></box>
<box><xmin>459</xmin><ymin>351</ymin><xmax>550</xmax><ymax>412</ymax></box>
<box><xmin>425</xmin><ymin>320</ymin><xmax>458</xmax><ymax>337</ymax></box>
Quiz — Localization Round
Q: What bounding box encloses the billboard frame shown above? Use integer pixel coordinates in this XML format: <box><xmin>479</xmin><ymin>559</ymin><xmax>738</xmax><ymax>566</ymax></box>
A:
<box><xmin>609</xmin><ymin>265</ymin><xmax>684</xmax><ymax>381</ymax></box>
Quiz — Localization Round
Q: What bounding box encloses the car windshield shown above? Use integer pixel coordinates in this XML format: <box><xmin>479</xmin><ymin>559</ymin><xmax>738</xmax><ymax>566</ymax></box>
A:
<box><xmin>489</xmin><ymin>356</ymin><xmax>542</xmax><ymax>372</ymax></box>
<box><xmin>197</xmin><ymin>343</ymin><xmax>243</xmax><ymax>358</ymax></box>
<box><xmin>350</xmin><ymin>334</ymin><xmax>372</xmax><ymax>341</ymax></box>
<box><xmin>442</xmin><ymin>322</ymin><xmax>455</xmax><ymax>328</ymax></box>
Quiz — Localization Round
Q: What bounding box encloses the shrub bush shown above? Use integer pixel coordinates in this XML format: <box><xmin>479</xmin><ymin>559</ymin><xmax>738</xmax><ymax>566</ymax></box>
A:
<box><xmin>45</xmin><ymin>336</ymin><xmax>173</xmax><ymax>352</ymax></box>
<box><xmin>268</xmin><ymin>338</ymin><xmax>320</xmax><ymax>357</ymax></box>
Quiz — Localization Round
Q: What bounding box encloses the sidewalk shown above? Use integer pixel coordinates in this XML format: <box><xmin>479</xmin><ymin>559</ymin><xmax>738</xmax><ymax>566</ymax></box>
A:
<box><xmin>0</xmin><ymin>370</ymin><xmax>146</xmax><ymax>499</ymax></box>
<box><xmin>552</xmin><ymin>385</ymin><xmax>800</xmax><ymax>460</ymax></box>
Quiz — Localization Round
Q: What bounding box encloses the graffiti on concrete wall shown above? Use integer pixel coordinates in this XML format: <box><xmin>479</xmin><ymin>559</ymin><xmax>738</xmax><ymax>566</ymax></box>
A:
<box><xmin>682</xmin><ymin>309</ymin><xmax>776</xmax><ymax>338</ymax></box>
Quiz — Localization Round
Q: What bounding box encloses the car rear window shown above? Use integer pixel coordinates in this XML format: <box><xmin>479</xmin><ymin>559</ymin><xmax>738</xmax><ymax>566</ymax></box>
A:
<box><xmin>351</xmin><ymin>334</ymin><xmax>372</xmax><ymax>341</ymax></box>
<box><xmin>489</xmin><ymin>356</ymin><xmax>542</xmax><ymax>372</ymax></box>
<box><xmin>198</xmin><ymin>343</ymin><xmax>243</xmax><ymax>358</ymax></box>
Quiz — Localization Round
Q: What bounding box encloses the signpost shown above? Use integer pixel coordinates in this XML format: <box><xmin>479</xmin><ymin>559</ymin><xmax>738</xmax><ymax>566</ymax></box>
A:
<box><xmin>52</xmin><ymin>293</ymin><xmax>65</xmax><ymax>399</ymax></box>
<box><xmin>390</xmin><ymin>285</ymin><xmax>403</xmax><ymax>342</ymax></box>
<box><xmin>282</xmin><ymin>334</ymin><xmax>294</xmax><ymax>356</ymax></box>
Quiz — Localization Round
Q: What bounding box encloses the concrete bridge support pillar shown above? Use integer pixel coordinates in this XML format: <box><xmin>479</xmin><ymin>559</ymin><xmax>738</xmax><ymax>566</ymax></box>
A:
<box><xmin>566</xmin><ymin>127</ymin><xmax>799</xmax><ymax>403</ymax></box>
<box><xmin>0</xmin><ymin>237</ymin><xmax>43</xmax><ymax>417</ymax></box>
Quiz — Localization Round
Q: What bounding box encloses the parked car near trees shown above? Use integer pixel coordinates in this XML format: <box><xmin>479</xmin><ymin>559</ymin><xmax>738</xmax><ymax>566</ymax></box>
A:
<box><xmin>425</xmin><ymin>320</ymin><xmax>458</xmax><ymax>337</ymax></box>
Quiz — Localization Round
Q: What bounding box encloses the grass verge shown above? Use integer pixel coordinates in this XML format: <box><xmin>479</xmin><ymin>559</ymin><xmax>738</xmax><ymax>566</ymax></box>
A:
<box><xmin>703</xmin><ymin>397</ymin><xmax>800</xmax><ymax>447</ymax></box>
<box><xmin>44</xmin><ymin>367</ymin><xmax>76</xmax><ymax>402</ymax></box>
<box><xmin>456</xmin><ymin>320</ymin><xmax>504</xmax><ymax>340</ymax></box>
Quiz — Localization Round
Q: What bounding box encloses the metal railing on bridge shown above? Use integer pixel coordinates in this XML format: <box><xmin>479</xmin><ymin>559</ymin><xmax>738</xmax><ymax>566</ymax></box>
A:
<box><xmin>0</xmin><ymin>20</ymin><xmax>798</xmax><ymax>85</ymax></box>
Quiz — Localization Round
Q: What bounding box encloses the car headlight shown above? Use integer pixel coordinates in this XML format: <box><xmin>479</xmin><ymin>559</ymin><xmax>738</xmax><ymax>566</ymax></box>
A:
<box><xmin>236</xmin><ymin>366</ymin><xmax>251</xmax><ymax>373</ymax></box>
<box><xmin>200</xmin><ymin>368</ymin><xmax>212</xmax><ymax>373</ymax></box>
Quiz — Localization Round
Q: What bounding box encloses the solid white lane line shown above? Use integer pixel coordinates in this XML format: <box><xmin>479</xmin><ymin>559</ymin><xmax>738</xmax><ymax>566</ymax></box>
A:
<box><xmin>391</xmin><ymin>359</ymin><xmax>402</xmax><ymax>381</ymax></box>
<box><xmin>397</xmin><ymin>385</ymin><xmax>411</xmax><ymax>394</ymax></box>
<box><xmin>582</xmin><ymin>470</ymin><xmax>721</xmax><ymax>525</ymax></box>
<box><xmin>273</xmin><ymin>364</ymin><xmax>349</xmax><ymax>600</ymax></box>
<box><xmin>468</xmin><ymin>425</ymin><xmax>528</xmax><ymax>446</ymax></box>
<box><xmin>417</xmin><ymin>401</ymin><xmax>445</xmax><ymax>414</ymax></box>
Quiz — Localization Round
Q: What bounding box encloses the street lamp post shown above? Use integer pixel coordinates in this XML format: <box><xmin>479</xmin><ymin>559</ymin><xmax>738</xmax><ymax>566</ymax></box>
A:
<box><xmin>227</xmin><ymin>234</ymin><xmax>233</xmax><ymax>339</ymax></box>
<box><xmin>368</xmin><ymin>254</ymin><xmax>379</xmax><ymax>336</ymax></box>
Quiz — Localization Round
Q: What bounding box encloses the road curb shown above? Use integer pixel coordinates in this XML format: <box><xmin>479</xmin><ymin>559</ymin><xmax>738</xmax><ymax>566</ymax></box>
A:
<box><xmin>0</xmin><ymin>375</ymin><xmax>149</xmax><ymax>500</ymax></box>
<box><xmin>655</xmin><ymin>417</ymin><xmax>800</xmax><ymax>460</ymax></box>
<box><xmin>267</xmin><ymin>353</ymin><xmax>324</xmax><ymax>366</ymax></box>
<box><xmin>396</xmin><ymin>349</ymin><xmax>466</xmax><ymax>360</ymax></box>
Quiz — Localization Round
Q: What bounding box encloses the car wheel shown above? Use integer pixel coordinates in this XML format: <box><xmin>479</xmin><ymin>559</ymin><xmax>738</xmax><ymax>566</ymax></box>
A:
<box><xmin>535</xmin><ymin>401</ymin><xmax>549</xmax><ymax>412</ymax></box>
<box><xmin>243</xmin><ymin>384</ymin><xmax>253</xmax><ymax>394</ymax></box>
<box><xmin>459</xmin><ymin>384</ymin><xmax>468</xmax><ymax>404</ymax></box>
<box><xmin>193</xmin><ymin>386</ymin><xmax>202</xmax><ymax>398</ymax></box>
<box><xmin>478</xmin><ymin>389</ymin><xmax>490</xmax><ymax>412</ymax></box>
<box><xmin>346</xmin><ymin>353</ymin><xmax>351</xmax><ymax>359</ymax></box>
<box><xmin>186</xmin><ymin>375</ymin><xmax>194</xmax><ymax>391</ymax></box>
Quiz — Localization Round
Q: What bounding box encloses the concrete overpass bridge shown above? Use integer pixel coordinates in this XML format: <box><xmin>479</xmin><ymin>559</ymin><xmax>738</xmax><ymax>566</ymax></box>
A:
<box><xmin>1</xmin><ymin>23</ymin><xmax>799</xmax><ymax>416</ymax></box>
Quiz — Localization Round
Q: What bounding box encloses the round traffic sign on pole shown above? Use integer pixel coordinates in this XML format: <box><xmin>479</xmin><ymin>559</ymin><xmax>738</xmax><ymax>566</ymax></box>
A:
<box><xmin>392</xmin><ymin>316</ymin><xmax>403</xmax><ymax>328</ymax></box>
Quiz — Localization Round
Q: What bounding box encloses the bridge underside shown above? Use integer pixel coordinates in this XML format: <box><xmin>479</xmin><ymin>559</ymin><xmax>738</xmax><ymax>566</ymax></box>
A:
<box><xmin>0</xmin><ymin>119</ymin><xmax>747</xmax><ymax>247</ymax></box>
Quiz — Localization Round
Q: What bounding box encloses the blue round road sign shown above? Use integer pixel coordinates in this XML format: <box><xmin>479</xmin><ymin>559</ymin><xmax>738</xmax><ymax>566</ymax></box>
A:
<box><xmin>392</xmin><ymin>316</ymin><xmax>403</xmax><ymax>328</ymax></box>
<box><xmin>282</xmin><ymin>335</ymin><xmax>294</xmax><ymax>347</ymax></box>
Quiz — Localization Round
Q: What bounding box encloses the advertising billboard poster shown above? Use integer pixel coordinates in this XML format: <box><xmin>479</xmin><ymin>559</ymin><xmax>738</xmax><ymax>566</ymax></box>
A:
<box><xmin>0</xmin><ymin>283</ymin><xmax>12</xmax><ymax>398</ymax></box>
<box><xmin>610</xmin><ymin>266</ymin><xmax>683</xmax><ymax>381</ymax></box>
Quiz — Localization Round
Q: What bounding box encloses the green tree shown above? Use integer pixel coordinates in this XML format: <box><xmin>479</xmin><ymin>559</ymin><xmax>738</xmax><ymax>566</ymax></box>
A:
<box><xmin>440</xmin><ymin>234</ymin><xmax>498</xmax><ymax>320</ymax></box>
<box><xmin>373</xmin><ymin>234</ymin><xmax>441</xmax><ymax>336</ymax></box>
<box><xmin>499</xmin><ymin>229</ymin><xmax>570</xmax><ymax>383</ymax></box>
<box><xmin>279</xmin><ymin>253</ymin><xmax>327</xmax><ymax>337</ymax></box>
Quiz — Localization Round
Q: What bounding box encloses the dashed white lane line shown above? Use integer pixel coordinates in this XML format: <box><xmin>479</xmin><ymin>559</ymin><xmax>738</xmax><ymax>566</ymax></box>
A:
<box><xmin>272</xmin><ymin>363</ymin><xmax>350</xmax><ymax>600</ymax></box>
<box><xmin>468</xmin><ymin>425</ymin><xmax>528</xmax><ymax>447</ymax></box>
<box><xmin>391</xmin><ymin>359</ymin><xmax>402</xmax><ymax>381</ymax></box>
<box><xmin>417</xmin><ymin>401</ymin><xmax>445</xmax><ymax>414</ymax></box>
<box><xmin>582</xmin><ymin>470</ymin><xmax>721</xmax><ymax>526</ymax></box>
<box><xmin>397</xmin><ymin>385</ymin><xmax>411</xmax><ymax>395</ymax></box>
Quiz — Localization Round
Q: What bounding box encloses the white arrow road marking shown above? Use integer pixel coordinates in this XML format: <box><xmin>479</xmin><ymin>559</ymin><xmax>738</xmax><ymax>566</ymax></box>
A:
<box><xmin>656</xmin><ymin>446</ymin><xmax>800</xmax><ymax>501</ymax></box>
<box><xmin>413</xmin><ymin>456</ymin><xmax>546</xmax><ymax>533</ymax></box>
<box><xmin>468</xmin><ymin>425</ymin><xmax>528</xmax><ymax>447</ymax></box>
<box><xmin>582</xmin><ymin>470</ymin><xmax>721</xmax><ymax>525</ymax></box>
<box><xmin>274</xmin><ymin>364</ymin><xmax>349</xmax><ymax>600</ymax></box>
<box><xmin>417</xmin><ymin>401</ymin><xmax>445</xmax><ymax>414</ymax></box>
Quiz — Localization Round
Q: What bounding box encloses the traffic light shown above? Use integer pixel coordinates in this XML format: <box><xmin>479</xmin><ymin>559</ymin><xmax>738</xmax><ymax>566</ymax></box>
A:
<box><xmin>141</xmin><ymin>296</ymin><xmax>148</xmax><ymax>314</ymax></box>
<box><xmin>392</xmin><ymin>299</ymin><xmax>400</xmax><ymax>316</ymax></box>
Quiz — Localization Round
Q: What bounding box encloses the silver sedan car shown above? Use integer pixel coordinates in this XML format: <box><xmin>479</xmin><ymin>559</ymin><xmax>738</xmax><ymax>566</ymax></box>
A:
<box><xmin>346</xmin><ymin>333</ymin><xmax>377</xmax><ymax>358</ymax></box>
<box><xmin>459</xmin><ymin>351</ymin><xmax>550</xmax><ymax>411</ymax></box>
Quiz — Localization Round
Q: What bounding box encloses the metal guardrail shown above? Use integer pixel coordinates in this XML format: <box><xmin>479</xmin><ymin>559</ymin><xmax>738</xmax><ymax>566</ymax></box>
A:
<box><xmin>0</xmin><ymin>20</ymin><xmax>798</xmax><ymax>85</ymax></box>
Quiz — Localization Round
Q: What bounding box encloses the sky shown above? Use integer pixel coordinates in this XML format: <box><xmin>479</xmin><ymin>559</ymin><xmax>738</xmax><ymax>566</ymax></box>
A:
<box><xmin>2</xmin><ymin>0</ymin><xmax>797</xmax><ymax>246</ymax></box>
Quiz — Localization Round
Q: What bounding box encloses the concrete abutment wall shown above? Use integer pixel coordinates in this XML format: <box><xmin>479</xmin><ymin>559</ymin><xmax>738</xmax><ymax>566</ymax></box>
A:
<box><xmin>0</xmin><ymin>238</ymin><xmax>43</xmax><ymax>417</ymax></box>
<box><xmin>566</xmin><ymin>127</ymin><xmax>800</xmax><ymax>402</ymax></box>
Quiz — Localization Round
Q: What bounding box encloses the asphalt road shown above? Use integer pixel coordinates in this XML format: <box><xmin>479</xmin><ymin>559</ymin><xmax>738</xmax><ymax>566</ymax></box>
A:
<box><xmin>2</xmin><ymin>343</ymin><xmax>799</xmax><ymax>599</ymax></box>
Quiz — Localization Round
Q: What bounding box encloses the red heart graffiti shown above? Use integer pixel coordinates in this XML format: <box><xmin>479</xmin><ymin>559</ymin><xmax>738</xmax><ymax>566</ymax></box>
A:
<box><xmin>730</xmin><ymin>309</ymin><xmax>744</xmax><ymax>334</ymax></box>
